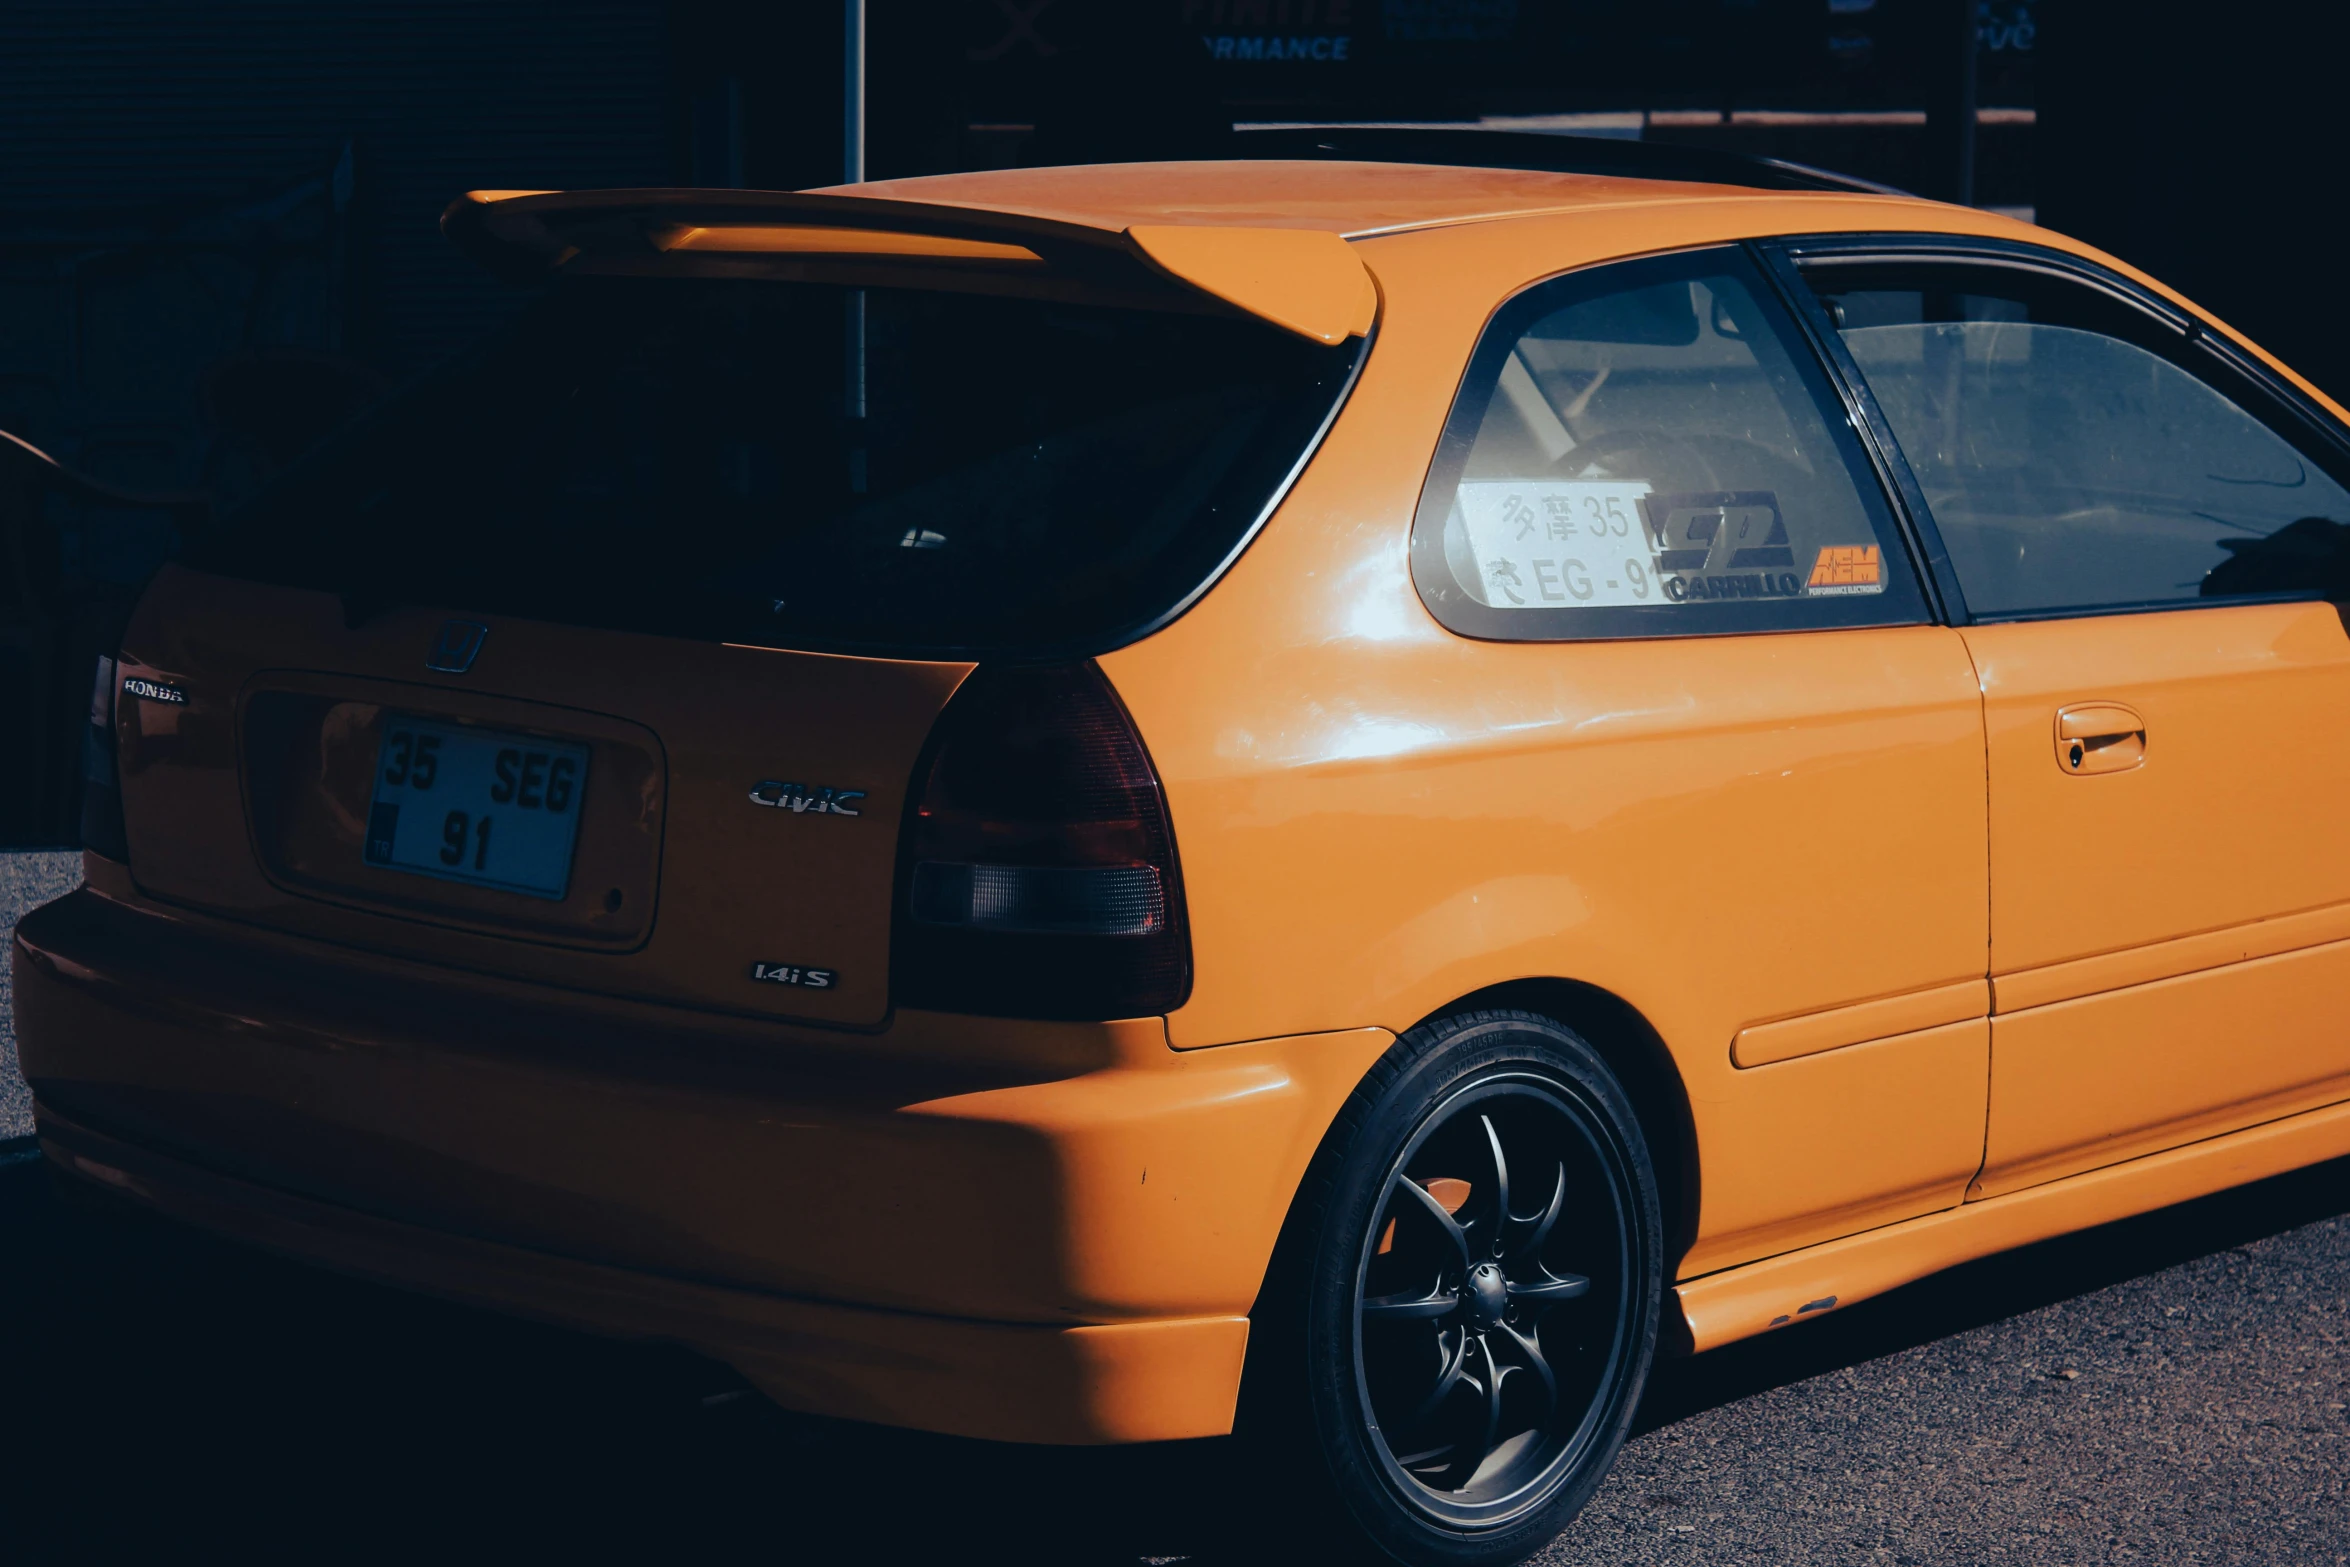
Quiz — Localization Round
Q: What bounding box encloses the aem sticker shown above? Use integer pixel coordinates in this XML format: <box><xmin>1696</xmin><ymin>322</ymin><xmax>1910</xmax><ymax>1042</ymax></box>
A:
<box><xmin>750</xmin><ymin>962</ymin><xmax>836</xmax><ymax>989</ymax></box>
<box><xmin>1805</xmin><ymin>544</ymin><xmax>1885</xmax><ymax>596</ymax></box>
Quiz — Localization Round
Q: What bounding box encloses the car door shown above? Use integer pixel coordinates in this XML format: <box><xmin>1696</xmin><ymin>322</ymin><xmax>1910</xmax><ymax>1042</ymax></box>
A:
<box><xmin>1790</xmin><ymin>240</ymin><xmax>2350</xmax><ymax>1197</ymax></box>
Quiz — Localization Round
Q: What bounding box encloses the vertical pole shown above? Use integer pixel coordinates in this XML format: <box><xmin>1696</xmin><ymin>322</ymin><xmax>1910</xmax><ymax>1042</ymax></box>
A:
<box><xmin>1924</xmin><ymin>0</ymin><xmax>1979</xmax><ymax>206</ymax></box>
<box><xmin>844</xmin><ymin>0</ymin><xmax>868</xmax><ymax>492</ymax></box>
<box><xmin>844</xmin><ymin>0</ymin><xmax>865</xmax><ymax>186</ymax></box>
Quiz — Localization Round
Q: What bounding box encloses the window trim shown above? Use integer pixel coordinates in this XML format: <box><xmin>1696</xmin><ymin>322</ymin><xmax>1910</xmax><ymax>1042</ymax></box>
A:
<box><xmin>1749</xmin><ymin>241</ymin><xmax>1968</xmax><ymax>626</ymax></box>
<box><xmin>1118</xmin><ymin>312</ymin><xmax>1376</xmax><ymax>658</ymax></box>
<box><xmin>1406</xmin><ymin>243</ymin><xmax>1935</xmax><ymax>644</ymax></box>
<box><xmin>1768</xmin><ymin>232</ymin><xmax>2350</xmax><ymax>627</ymax></box>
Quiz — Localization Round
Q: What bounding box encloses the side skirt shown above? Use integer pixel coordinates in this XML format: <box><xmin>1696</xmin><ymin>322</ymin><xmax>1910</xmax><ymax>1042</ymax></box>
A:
<box><xmin>1676</xmin><ymin>1094</ymin><xmax>2350</xmax><ymax>1351</ymax></box>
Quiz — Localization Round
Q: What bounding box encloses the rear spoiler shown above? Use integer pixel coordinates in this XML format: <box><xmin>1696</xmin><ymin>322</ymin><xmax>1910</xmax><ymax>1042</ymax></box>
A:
<box><xmin>442</xmin><ymin>188</ymin><xmax>1376</xmax><ymax>346</ymax></box>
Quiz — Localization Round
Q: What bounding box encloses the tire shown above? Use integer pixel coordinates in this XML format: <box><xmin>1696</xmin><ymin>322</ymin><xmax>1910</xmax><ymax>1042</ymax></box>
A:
<box><xmin>1235</xmin><ymin>1009</ymin><xmax>1665</xmax><ymax>1567</ymax></box>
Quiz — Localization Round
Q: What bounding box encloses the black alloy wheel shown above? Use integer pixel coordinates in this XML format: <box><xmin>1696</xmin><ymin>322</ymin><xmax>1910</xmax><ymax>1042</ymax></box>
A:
<box><xmin>1357</xmin><ymin>1076</ymin><xmax>1633</xmax><ymax>1522</ymax></box>
<box><xmin>1238</xmin><ymin>1010</ymin><xmax>1663</xmax><ymax>1567</ymax></box>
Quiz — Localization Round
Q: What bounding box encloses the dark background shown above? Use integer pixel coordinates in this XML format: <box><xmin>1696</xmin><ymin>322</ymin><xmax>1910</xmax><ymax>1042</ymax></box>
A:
<box><xmin>4</xmin><ymin>0</ymin><xmax>2340</xmax><ymax>500</ymax></box>
<box><xmin>0</xmin><ymin>0</ymin><xmax>2342</xmax><ymax>845</ymax></box>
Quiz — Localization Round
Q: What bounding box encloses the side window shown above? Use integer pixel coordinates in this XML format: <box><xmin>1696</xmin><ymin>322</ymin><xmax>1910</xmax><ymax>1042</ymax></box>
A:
<box><xmin>1410</xmin><ymin>247</ymin><xmax>1927</xmax><ymax>641</ymax></box>
<box><xmin>1808</xmin><ymin>259</ymin><xmax>2350</xmax><ymax>619</ymax></box>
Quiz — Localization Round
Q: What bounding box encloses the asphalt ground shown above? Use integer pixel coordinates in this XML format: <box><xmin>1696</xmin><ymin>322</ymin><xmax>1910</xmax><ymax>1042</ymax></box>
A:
<box><xmin>0</xmin><ymin>849</ymin><xmax>78</xmax><ymax>1140</ymax></box>
<box><xmin>4</xmin><ymin>849</ymin><xmax>2346</xmax><ymax>1562</ymax></box>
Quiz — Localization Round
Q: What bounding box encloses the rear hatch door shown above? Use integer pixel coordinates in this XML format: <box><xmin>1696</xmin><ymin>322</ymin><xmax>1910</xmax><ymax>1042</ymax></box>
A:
<box><xmin>107</xmin><ymin>192</ymin><xmax>1371</xmax><ymax>1024</ymax></box>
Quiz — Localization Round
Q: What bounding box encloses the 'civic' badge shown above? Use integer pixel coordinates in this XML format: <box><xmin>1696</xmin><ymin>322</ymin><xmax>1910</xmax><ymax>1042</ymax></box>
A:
<box><xmin>427</xmin><ymin>620</ymin><xmax>488</xmax><ymax>675</ymax></box>
<box><xmin>748</xmin><ymin>780</ymin><xmax>865</xmax><ymax>816</ymax></box>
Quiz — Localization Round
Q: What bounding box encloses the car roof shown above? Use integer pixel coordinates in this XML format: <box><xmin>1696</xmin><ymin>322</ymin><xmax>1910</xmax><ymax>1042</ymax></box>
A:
<box><xmin>443</xmin><ymin>158</ymin><xmax>2350</xmax><ymax>494</ymax></box>
<box><xmin>830</xmin><ymin>159</ymin><xmax>2350</xmax><ymax>433</ymax></box>
<box><xmin>815</xmin><ymin>159</ymin><xmax>1931</xmax><ymax>241</ymax></box>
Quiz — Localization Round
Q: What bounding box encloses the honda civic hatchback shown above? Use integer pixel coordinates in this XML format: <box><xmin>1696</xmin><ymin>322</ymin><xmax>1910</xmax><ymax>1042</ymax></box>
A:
<box><xmin>19</xmin><ymin>157</ymin><xmax>2350</xmax><ymax>1565</ymax></box>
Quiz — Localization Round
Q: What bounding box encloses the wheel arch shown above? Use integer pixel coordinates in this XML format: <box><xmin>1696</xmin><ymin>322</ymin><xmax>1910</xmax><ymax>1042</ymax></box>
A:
<box><xmin>1409</xmin><ymin>977</ymin><xmax>1701</xmax><ymax>1297</ymax></box>
<box><xmin>1245</xmin><ymin>975</ymin><xmax>1702</xmax><ymax>1339</ymax></box>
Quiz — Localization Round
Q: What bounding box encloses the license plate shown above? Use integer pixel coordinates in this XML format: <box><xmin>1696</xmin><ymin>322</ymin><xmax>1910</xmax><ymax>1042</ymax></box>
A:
<box><xmin>363</xmin><ymin>717</ymin><xmax>589</xmax><ymax>900</ymax></box>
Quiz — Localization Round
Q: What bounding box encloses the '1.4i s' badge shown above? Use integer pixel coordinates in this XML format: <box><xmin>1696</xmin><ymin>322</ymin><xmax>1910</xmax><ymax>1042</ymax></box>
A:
<box><xmin>751</xmin><ymin>962</ymin><xmax>836</xmax><ymax>989</ymax></box>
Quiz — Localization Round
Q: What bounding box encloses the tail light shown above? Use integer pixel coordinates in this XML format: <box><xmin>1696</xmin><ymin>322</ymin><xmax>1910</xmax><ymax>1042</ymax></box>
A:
<box><xmin>894</xmin><ymin>661</ymin><xmax>1190</xmax><ymax>1020</ymax></box>
<box><xmin>80</xmin><ymin>654</ymin><xmax>129</xmax><ymax>861</ymax></box>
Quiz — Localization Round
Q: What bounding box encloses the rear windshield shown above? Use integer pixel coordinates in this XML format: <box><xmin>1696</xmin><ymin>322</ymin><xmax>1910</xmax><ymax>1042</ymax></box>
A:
<box><xmin>199</xmin><ymin>277</ymin><xmax>1362</xmax><ymax>656</ymax></box>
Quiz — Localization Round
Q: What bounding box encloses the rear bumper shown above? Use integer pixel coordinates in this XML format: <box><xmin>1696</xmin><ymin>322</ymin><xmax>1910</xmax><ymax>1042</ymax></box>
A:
<box><xmin>14</xmin><ymin>882</ymin><xmax>1390</xmax><ymax>1444</ymax></box>
<box><xmin>37</xmin><ymin>1108</ymin><xmax>1245</xmax><ymax>1444</ymax></box>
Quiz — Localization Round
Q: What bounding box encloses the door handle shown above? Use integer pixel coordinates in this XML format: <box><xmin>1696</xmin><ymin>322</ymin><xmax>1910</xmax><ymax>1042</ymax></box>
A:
<box><xmin>2054</xmin><ymin>702</ymin><xmax>2146</xmax><ymax>775</ymax></box>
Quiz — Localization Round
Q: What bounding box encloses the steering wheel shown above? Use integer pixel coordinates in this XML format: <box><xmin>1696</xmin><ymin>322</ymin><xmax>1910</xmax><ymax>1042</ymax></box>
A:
<box><xmin>1549</xmin><ymin>427</ymin><xmax>1725</xmax><ymax>493</ymax></box>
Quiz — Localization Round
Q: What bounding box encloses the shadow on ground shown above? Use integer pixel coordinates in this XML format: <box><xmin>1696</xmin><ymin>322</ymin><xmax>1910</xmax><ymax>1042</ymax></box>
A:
<box><xmin>3</xmin><ymin>1139</ymin><xmax>2344</xmax><ymax>1561</ymax></box>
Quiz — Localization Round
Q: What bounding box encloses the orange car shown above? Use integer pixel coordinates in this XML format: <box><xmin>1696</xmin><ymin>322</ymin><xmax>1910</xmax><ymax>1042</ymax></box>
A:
<box><xmin>18</xmin><ymin>152</ymin><xmax>2350</xmax><ymax>1564</ymax></box>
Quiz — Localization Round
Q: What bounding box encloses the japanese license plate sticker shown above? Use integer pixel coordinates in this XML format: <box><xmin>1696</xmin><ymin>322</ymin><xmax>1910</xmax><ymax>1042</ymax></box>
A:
<box><xmin>1455</xmin><ymin>480</ymin><xmax>1662</xmax><ymax>607</ymax></box>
